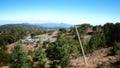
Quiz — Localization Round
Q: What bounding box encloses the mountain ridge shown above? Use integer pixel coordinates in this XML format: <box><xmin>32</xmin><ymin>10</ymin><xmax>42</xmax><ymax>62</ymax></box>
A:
<box><xmin>0</xmin><ymin>23</ymin><xmax>72</xmax><ymax>31</ymax></box>
<box><xmin>34</xmin><ymin>23</ymin><xmax>72</xmax><ymax>28</ymax></box>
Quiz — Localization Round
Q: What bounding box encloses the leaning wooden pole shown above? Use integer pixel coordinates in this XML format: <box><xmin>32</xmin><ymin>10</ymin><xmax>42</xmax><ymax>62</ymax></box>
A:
<box><xmin>75</xmin><ymin>25</ymin><xmax>88</xmax><ymax>65</ymax></box>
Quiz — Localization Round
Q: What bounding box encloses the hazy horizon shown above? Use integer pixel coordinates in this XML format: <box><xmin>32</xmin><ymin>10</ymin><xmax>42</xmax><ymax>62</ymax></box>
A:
<box><xmin>0</xmin><ymin>0</ymin><xmax>120</xmax><ymax>25</ymax></box>
<box><xmin>0</xmin><ymin>20</ymin><xmax>114</xmax><ymax>26</ymax></box>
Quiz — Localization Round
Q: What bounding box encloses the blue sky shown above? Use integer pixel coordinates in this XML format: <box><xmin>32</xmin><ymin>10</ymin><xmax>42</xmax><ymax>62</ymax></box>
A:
<box><xmin>0</xmin><ymin>0</ymin><xmax>120</xmax><ymax>25</ymax></box>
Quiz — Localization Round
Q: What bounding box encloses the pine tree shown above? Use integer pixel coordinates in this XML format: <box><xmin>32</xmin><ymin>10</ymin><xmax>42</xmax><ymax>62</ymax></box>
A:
<box><xmin>88</xmin><ymin>32</ymin><xmax>106</xmax><ymax>52</ymax></box>
<box><xmin>34</xmin><ymin>44</ymin><xmax>48</xmax><ymax>68</ymax></box>
<box><xmin>46</xmin><ymin>36</ymin><xmax>70</xmax><ymax>68</ymax></box>
<box><xmin>0</xmin><ymin>46</ymin><xmax>10</xmax><ymax>66</ymax></box>
<box><xmin>9</xmin><ymin>44</ymin><xmax>31</xmax><ymax>68</ymax></box>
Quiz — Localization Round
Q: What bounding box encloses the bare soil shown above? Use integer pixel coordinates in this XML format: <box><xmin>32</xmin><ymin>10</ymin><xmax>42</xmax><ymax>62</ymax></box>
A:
<box><xmin>69</xmin><ymin>47</ymin><xmax>120</xmax><ymax>68</ymax></box>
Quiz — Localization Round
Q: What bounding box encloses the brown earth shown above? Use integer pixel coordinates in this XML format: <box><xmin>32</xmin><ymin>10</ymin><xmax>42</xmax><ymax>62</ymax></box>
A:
<box><xmin>69</xmin><ymin>47</ymin><xmax>120</xmax><ymax>68</ymax></box>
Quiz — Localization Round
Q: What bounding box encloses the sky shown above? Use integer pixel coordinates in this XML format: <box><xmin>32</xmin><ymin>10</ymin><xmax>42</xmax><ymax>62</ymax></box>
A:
<box><xmin>0</xmin><ymin>0</ymin><xmax>120</xmax><ymax>25</ymax></box>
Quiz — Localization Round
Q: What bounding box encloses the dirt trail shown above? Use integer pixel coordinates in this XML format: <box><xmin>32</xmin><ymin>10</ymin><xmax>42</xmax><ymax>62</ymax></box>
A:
<box><xmin>69</xmin><ymin>47</ymin><xmax>120</xmax><ymax>68</ymax></box>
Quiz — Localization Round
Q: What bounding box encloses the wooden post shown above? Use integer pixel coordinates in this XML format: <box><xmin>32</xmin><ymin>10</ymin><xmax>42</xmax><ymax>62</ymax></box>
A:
<box><xmin>75</xmin><ymin>25</ymin><xmax>88</xmax><ymax>65</ymax></box>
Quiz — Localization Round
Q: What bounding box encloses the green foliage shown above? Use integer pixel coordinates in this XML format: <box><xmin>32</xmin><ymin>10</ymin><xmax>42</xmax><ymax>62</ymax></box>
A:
<box><xmin>113</xmin><ymin>42</ymin><xmax>120</xmax><ymax>55</ymax></box>
<box><xmin>59</xmin><ymin>28</ymin><xmax>66</xmax><ymax>34</ymax></box>
<box><xmin>71</xmin><ymin>24</ymin><xmax>92</xmax><ymax>40</ymax></box>
<box><xmin>103</xmin><ymin>23</ymin><xmax>120</xmax><ymax>44</ymax></box>
<box><xmin>78</xmin><ymin>24</ymin><xmax>92</xmax><ymax>34</ymax></box>
<box><xmin>103</xmin><ymin>23</ymin><xmax>120</xmax><ymax>55</ymax></box>
<box><xmin>9</xmin><ymin>44</ymin><xmax>31</xmax><ymax>68</ymax></box>
<box><xmin>34</xmin><ymin>44</ymin><xmax>47</xmax><ymax>68</ymax></box>
<box><xmin>92</xmin><ymin>25</ymin><xmax>102</xmax><ymax>35</ymax></box>
<box><xmin>31</xmin><ymin>33</ymin><xmax>35</xmax><ymax>38</ymax></box>
<box><xmin>46</xmin><ymin>36</ymin><xmax>70</xmax><ymax>68</ymax></box>
<box><xmin>0</xmin><ymin>46</ymin><xmax>10</xmax><ymax>66</ymax></box>
<box><xmin>62</xmin><ymin>35</ymin><xmax>80</xmax><ymax>58</ymax></box>
<box><xmin>0</xmin><ymin>24</ymin><xmax>45</xmax><ymax>47</ymax></box>
<box><xmin>103</xmin><ymin>23</ymin><xmax>115</xmax><ymax>45</ymax></box>
<box><xmin>113</xmin><ymin>23</ymin><xmax>120</xmax><ymax>42</ymax></box>
<box><xmin>88</xmin><ymin>32</ymin><xmax>106</xmax><ymax>52</ymax></box>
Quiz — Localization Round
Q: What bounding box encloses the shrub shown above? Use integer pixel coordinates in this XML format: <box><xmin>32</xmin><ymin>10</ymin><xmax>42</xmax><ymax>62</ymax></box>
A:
<box><xmin>46</xmin><ymin>36</ymin><xmax>70</xmax><ymax>68</ymax></box>
<box><xmin>9</xmin><ymin>44</ymin><xmax>31</xmax><ymax>68</ymax></box>
<box><xmin>34</xmin><ymin>44</ymin><xmax>48</xmax><ymax>68</ymax></box>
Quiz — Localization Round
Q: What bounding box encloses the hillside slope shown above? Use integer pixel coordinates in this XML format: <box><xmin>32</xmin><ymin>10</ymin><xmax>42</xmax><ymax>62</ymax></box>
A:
<box><xmin>69</xmin><ymin>47</ymin><xmax>120</xmax><ymax>68</ymax></box>
<box><xmin>0</xmin><ymin>23</ymin><xmax>45</xmax><ymax>31</ymax></box>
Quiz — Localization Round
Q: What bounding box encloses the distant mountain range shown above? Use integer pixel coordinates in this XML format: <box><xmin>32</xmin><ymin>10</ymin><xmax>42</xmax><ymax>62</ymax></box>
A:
<box><xmin>0</xmin><ymin>20</ymin><xmax>73</xmax><ymax>28</ymax></box>
<box><xmin>0</xmin><ymin>23</ymin><xmax>72</xmax><ymax>30</ymax></box>
<box><xmin>0</xmin><ymin>23</ymin><xmax>45</xmax><ymax>31</ymax></box>
<box><xmin>34</xmin><ymin>23</ymin><xmax>72</xmax><ymax>28</ymax></box>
